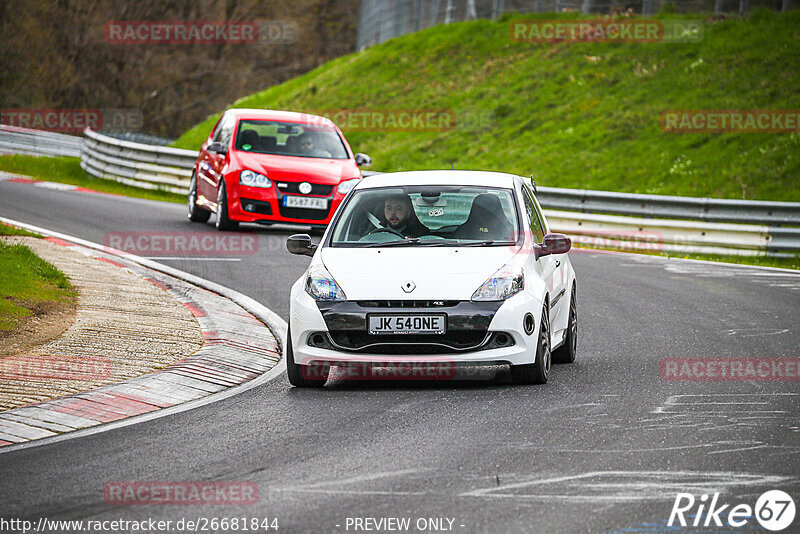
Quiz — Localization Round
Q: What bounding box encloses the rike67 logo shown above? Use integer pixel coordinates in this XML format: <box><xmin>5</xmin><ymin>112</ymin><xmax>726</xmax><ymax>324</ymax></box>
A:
<box><xmin>669</xmin><ymin>490</ymin><xmax>796</xmax><ymax>531</ymax></box>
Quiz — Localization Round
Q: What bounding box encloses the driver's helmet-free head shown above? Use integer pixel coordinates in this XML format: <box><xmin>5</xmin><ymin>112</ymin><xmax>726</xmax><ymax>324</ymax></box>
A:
<box><xmin>382</xmin><ymin>193</ymin><xmax>415</xmax><ymax>228</ymax></box>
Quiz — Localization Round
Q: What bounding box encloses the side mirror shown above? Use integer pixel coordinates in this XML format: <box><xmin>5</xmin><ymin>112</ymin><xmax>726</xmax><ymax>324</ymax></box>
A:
<box><xmin>539</xmin><ymin>233</ymin><xmax>571</xmax><ymax>256</ymax></box>
<box><xmin>354</xmin><ymin>153</ymin><xmax>372</xmax><ymax>167</ymax></box>
<box><xmin>286</xmin><ymin>234</ymin><xmax>317</xmax><ymax>257</ymax></box>
<box><xmin>207</xmin><ymin>142</ymin><xmax>227</xmax><ymax>154</ymax></box>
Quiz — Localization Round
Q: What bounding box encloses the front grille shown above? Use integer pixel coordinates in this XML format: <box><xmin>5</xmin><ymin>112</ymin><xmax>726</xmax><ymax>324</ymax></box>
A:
<box><xmin>277</xmin><ymin>205</ymin><xmax>331</xmax><ymax>221</ymax></box>
<box><xmin>276</xmin><ymin>181</ymin><xmax>333</xmax><ymax>196</ymax></box>
<box><xmin>357</xmin><ymin>300</ymin><xmax>459</xmax><ymax>308</ymax></box>
<box><xmin>327</xmin><ymin>330</ymin><xmax>491</xmax><ymax>354</ymax></box>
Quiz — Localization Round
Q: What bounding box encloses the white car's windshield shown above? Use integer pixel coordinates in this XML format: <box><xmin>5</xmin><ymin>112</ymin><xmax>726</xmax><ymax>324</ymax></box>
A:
<box><xmin>329</xmin><ymin>185</ymin><xmax>520</xmax><ymax>247</ymax></box>
<box><xmin>234</xmin><ymin>120</ymin><xmax>349</xmax><ymax>159</ymax></box>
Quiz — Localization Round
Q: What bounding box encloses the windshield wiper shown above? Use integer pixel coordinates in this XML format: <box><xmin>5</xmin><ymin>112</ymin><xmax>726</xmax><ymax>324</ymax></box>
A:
<box><xmin>363</xmin><ymin>238</ymin><xmax>516</xmax><ymax>248</ymax></box>
<box><xmin>461</xmin><ymin>240</ymin><xmax>517</xmax><ymax>246</ymax></box>
<box><xmin>414</xmin><ymin>239</ymin><xmax>462</xmax><ymax>246</ymax></box>
<box><xmin>364</xmin><ymin>238</ymin><xmax>421</xmax><ymax>247</ymax></box>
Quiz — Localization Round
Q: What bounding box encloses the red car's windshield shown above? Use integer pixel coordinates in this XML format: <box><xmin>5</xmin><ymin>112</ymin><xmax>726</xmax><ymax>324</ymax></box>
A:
<box><xmin>234</xmin><ymin>119</ymin><xmax>349</xmax><ymax>160</ymax></box>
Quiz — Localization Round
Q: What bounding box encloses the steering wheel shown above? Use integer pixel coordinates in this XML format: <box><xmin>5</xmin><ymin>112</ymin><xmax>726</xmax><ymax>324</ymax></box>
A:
<box><xmin>364</xmin><ymin>227</ymin><xmax>405</xmax><ymax>239</ymax></box>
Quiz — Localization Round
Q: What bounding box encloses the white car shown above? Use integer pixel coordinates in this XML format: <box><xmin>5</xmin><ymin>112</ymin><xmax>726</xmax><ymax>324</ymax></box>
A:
<box><xmin>285</xmin><ymin>170</ymin><xmax>577</xmax><ymax>387</ymax></box>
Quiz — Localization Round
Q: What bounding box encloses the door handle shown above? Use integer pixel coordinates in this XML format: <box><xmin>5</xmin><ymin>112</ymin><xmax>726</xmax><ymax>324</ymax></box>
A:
<box><xmin>555</xmin><ymin>260</ymin><xmax>561</xmax><ymax>267</ymax></box>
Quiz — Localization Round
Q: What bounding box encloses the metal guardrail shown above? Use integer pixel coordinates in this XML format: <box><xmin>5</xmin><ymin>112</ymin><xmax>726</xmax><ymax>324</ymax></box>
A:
<box><xmin>536</xmin><ymin>186</ymin><xmax>800</xmax><ymax>226</ymax></box>
<box><xmin>0</xmin><ymin>125</ymin><xmax>83</xmax><ymax>158</ymax></box>
<box><xmin>80</xmin><ymin>128</ymin><xmax>197</xmax><ymax>194</ymax></box>
<box><xmin>546</xmin><ymin>210</ymin><xmax>799</xmax><ymax>257</ymax></box>
<box><xmin>77</xmin><ymin>129</ymin><xmax>800</xmax><ymax>256</ymax></box>
<box><xmin>2</xmin><ymin>126</ymin><xmax>797</xmax><ymax>257</ymax></box>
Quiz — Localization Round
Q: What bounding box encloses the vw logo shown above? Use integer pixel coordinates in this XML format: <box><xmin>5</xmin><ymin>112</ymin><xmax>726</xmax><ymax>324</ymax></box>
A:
<box><xmin>401</xmin><ymin>280</ymin><xmax>416</xmax><ymax>293</ymax></box>
<box><xmin>298</xmin><ymin>182</ymin><xmax>313</xmax><ymax>194</ymax></box>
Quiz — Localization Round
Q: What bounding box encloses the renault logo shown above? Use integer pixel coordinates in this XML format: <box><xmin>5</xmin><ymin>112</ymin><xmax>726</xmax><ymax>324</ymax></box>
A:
<box><xmin>401</xmin><ymin>280</ymin><xmax>416</xmax><ymax>293</ymax></box>
<box><xmin>298</xmin><ymin>182</ymin><xmax>312</xmax><ymax>194</ymax></box>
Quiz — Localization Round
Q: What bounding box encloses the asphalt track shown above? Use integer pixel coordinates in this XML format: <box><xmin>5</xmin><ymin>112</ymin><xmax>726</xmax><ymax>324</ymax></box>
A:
<box><xmin>1</xmin><ymin>179</ymin><xmax>799</xmax><ymax>534</ymax></box>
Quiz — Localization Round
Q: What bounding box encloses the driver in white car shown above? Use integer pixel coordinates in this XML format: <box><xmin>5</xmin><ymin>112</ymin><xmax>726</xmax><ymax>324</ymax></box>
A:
<box><xmin>382</xmin><ymin>194</ymin><xmax>430</xmax><ymax>238</ymax></box>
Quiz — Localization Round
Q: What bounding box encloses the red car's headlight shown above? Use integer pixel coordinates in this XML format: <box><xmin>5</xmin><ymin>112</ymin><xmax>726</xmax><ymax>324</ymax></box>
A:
<box><xmin>239</xmin><ymin>170</ymin><xmax>271</xmax><ymax>188</ymax></box>
<box><xmin>337</xmin><ymin>178</ymin><xmax>360</xmax><ymax>195</ymax></box>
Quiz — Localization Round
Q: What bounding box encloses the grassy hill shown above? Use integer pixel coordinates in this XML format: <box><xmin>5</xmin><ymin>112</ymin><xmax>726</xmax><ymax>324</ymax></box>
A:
<box><xmin>173</xmin><ymin>9</ymin><xmax>800</xmax><ymax>201</ymax></box>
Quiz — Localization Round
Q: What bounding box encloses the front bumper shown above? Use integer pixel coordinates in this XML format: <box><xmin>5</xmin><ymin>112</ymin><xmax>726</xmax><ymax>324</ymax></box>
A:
<box><xmin>228</xmin><ymin>182</ymin><xmax>343</xmax><ymax>225</ymax></box>
<box><xmin>290</xmin><ymin>290</ymin><xmax>540</xmax><ymax>367</ymax></box>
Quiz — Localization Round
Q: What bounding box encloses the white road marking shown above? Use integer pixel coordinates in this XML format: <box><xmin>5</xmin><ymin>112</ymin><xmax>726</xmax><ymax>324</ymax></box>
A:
<box><xmin>142</xmin><ymin>256</ymin><xmax>242</xmax><ymax>261</ymax></box>
<box><xmin>459</xmin><ymin>471</ymin><xmax>794</xmax><ymax>502</ymax></box>
<box><xmin>274</xmin><ymin>469</ymin><xmax>428</xmax><ymax>497</ymax></box>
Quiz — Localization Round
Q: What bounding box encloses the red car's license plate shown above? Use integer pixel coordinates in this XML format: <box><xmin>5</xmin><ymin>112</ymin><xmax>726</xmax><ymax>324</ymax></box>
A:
<box><xmin>283</xmin><ymin>196</ymin><xmax>327</xmax><ymax>210</ymax></box>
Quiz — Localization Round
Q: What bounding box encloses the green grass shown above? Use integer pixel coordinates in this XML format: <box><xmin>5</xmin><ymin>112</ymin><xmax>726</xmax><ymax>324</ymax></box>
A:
<box><xmin>0</xmin><ymin>241</ymin><xmax>75</xmax><ymax>330</ymax></box>
<box><xmin>0</xmin><ymin>222</ymin><xmax>41</xmax><ymax>238</ymax></box>
<box><xmin>174</xmin><ymin>9</ymin><xmax>800</xmax><ymax>201</ymax></box>
<box><xmin>575</xmin><ymin>242</ymin><xmax>800</xmax><ymax>270</ymax></box>
<box><xmin>0</xmin><ymin>155</ymin><xmax>184</xmax><ymax>203</ymax></box>
<box><xmin>675</xmin><ymin>252</ymin><xmax>800</xmax><ymax>271</ymax></box>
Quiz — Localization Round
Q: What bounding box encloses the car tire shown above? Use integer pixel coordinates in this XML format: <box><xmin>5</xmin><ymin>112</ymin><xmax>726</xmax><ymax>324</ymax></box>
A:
<box><xmin>553</xmin><ymin>283</ymin><xmax>577</xmax><ymax>364</ymax></box>
<box><xmin>215</xmin><ymin>180</ymin><xmax>239</xmax><ymax>231</ymax></box>
<box><xmin>187</xmin><ymin>172</ymin><xmax>211</xmax><ymax>223</ymax></box>
<box><xmin>285</xmin><ymin>326</ymin><xmax>328</xmax><ymax>387</ymax></box>
<box><xmin>511</xmin><ymin>305</ymin><xmax>551</xmax><ymax>385</ymax></box>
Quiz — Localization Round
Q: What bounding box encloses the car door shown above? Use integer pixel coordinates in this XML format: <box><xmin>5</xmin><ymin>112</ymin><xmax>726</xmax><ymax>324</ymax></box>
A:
<box><xmin>199</xmin><ymin>113</ymin><xmax>234</xmax><ymax>207</ymax></box>
<box><xmin>528</xmin><ymin>186</ymin><xmax>569</xmax><ymax>340</ymax></box>
<box><xmin>521</xmin><ymin>186</ymin><xmax>563</xmax><ymax>342</ymax></box>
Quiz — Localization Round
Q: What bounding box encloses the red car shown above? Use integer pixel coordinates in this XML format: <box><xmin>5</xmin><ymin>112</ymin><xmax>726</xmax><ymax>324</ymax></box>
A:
<box><xmin>187</xmin><ymin>109</ymin><xmax>371</xmax><ymax>231</ymax></box>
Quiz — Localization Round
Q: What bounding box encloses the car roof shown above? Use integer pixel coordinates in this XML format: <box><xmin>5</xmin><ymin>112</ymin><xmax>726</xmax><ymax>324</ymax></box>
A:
<box><xmin>355</xmin><ymin>170</ymin><xmax>520</xmax><ymax>189</ymax></box>
<box><xmin>225</xmin><ymin>108</ymin><xmax>336</xmax><ymax>127</ymax></box>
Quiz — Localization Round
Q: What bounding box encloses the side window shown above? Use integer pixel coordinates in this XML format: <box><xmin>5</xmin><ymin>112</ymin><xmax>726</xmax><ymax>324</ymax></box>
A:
<box><xmin>531</xmin><ymin>191</ymin><xmax>549</xmax><ymax>236</ymax></box>
<box><xmin>211</xmin><ymin>115</ymin><xmax>226</xmax><ymax>143</ymax></box>
<box><xmin>522</xmin><ymin>187</ymin><xmax>545</xmax><ymax>243</ymax></box>
<box><xmin>212</xmin><ymin>114</ymin><xmax>234</xmax><ymax>145</ymax></box>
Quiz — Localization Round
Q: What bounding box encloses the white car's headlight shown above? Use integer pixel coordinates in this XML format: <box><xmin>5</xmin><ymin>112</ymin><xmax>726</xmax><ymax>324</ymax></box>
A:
<box><xmin>337</xmin><ymin>178</ymin><xmax>360</xmax><ymax>195</ymax></box>
<box><xmin>471</xmin><ymin>264</ymin><xmax>524</xmax><ymax>301</ymax></box>
<box><xmin>240</xmin><ymin>169</ymin><xmax>271</xmax><ymax>188</ymax></box>
<box><xmin>305</xmin><ymin>264</ymin><xmax>347</xmax><ymax>301</ymax></box>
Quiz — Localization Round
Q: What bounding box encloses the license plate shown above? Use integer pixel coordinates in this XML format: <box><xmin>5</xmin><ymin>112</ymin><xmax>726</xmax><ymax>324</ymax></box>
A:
<box><xmin>283</xmin><ymin>196</ymin><xmax>328</xmax><ymax>210</ymax></box>
<box><xmin>368</xmin><ymin>314</ymin><xmax>446</xmax><ymax>335</ymax></box>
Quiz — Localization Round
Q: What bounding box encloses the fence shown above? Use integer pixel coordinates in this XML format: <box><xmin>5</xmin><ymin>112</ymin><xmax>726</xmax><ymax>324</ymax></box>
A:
<box><xmin>357</xmin><ymin>0</ymin><xmax>796</xmax><ymax>49</ymax></box>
